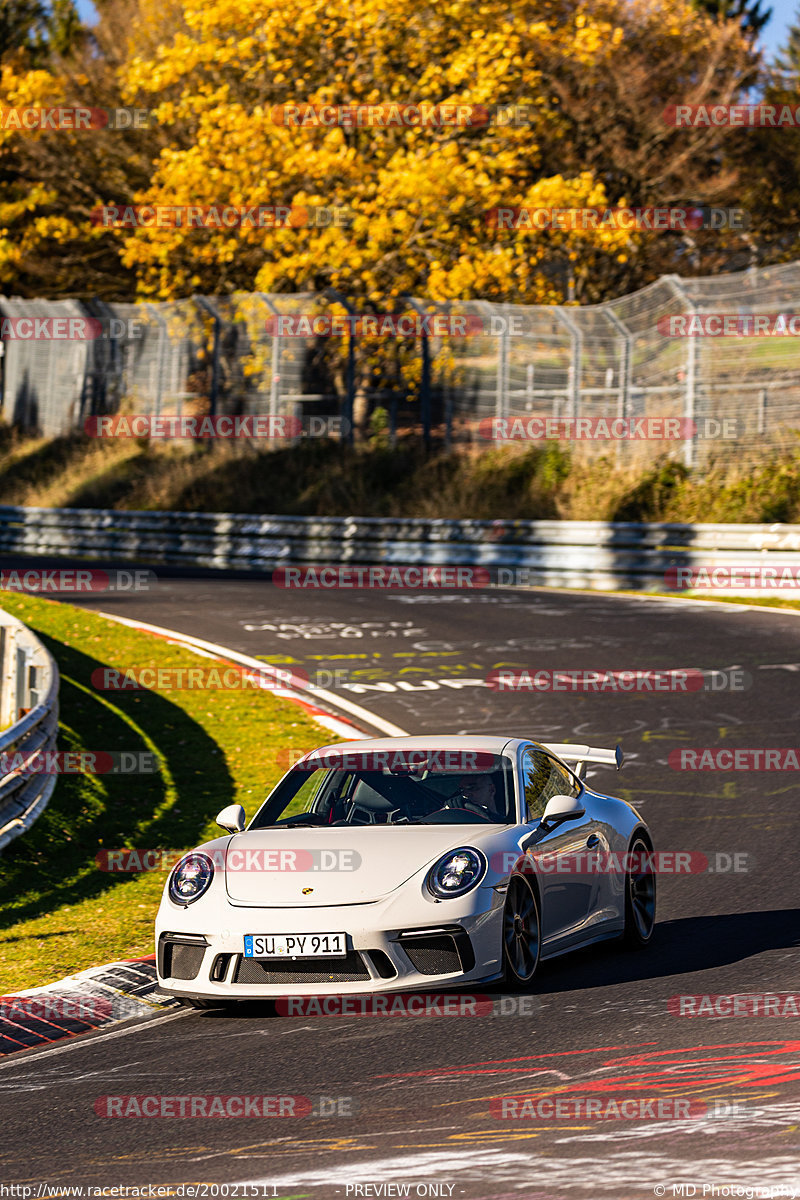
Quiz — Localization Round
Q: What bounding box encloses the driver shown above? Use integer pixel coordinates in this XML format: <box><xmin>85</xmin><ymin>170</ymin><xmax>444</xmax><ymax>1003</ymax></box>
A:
<box><xmin>454</xmin><ymin>773</ymin><xmax>505</xmax><ymax>819</ymax></box>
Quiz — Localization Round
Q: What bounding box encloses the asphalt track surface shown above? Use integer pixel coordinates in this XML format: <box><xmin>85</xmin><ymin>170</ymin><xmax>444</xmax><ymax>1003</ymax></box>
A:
<box><xmin>2</xmin><ymin>570</ymin><xmax>800</xmax><ymax>1200</ymax></box>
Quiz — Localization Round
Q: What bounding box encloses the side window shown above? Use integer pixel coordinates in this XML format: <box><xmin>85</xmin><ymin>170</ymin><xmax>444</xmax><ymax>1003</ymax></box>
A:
<box><xmin>521</xmin><ymin>749</ymin><xmax>580</xmax><ymax>823</ymax></box>
<box><xmin>277</xmin><ymin>768</ymin><xmax>329</xmax><ymax>821</ymax></box>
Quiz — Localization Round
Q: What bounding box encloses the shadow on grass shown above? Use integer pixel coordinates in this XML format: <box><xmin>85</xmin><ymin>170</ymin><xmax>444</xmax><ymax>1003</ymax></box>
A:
<box><xmin>0</xmin><ymin>630</ymin><xmax>236</xmax><ymax>928</ymax></box>
<box><xmin>0</xmin><ymin>929</ymin><xmax>78</xmax><ymax>943</ymax></box>
<box><xmin>0</xmin><ymin>435</ymin><xmax>98</xmax><ymax>505</ymax></box>
<box><xmin>168</xmin><ymin>440</ymin><xmax>571</xmax><ymax>519</ymax></box>
<box><xmin>63</xmin><ymin>447</ymin><xmax>165</xmax><ymax>510</ymax></box>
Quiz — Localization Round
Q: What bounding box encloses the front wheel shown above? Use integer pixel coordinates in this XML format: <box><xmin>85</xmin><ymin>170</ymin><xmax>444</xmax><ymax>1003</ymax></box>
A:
<box><xmin>502</xmin><ymin>875</ymin><xmax>541</xmax><ymax>986</ymax></box>
<box><xmin>622</xmin><ymin>836</ymin><xmax>656</xmax><ymax>947</ymax></box>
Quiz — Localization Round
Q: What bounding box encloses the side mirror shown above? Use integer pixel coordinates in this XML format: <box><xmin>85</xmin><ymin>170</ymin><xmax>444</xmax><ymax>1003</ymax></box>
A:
<box><xmin>216</xmin><ymin>803</ymin><xmax>246</xmax><ymax>833</ymax></box>
<box><xmin>541</xmin><ymin>794</ymin><xmax>585</xmax><ymax>826</ymax></box>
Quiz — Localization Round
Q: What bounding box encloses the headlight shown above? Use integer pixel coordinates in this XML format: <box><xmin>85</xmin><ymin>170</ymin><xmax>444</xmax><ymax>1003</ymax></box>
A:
<box><xmin>169</xmin><ymin>852</ymin><xmax>214</xmax><ymax>905</ymax></box>
<box><xmin>427</xmin><ymin>847</ymin><xmax>487</xmax><ymax>899</ymax></box>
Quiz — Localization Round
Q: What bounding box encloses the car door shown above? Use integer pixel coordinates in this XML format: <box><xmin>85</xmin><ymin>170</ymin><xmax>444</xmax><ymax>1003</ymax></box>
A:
<box><xmin>518</xmin><ymin>746</ymin><xmax>600</xmax><ymax>948</ymax></box>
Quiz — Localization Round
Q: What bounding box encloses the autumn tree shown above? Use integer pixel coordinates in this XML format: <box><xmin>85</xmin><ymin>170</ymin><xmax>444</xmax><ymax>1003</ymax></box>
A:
<box><xmin>0</xmin><ymin>0</ymin><xmax>159</xmax><ymax>297</ymax></box>
<box><xmin>0</xmin><ymin>0</ymin><xmax>765</xmax><ymax>304</ymax></box>
<box><xmin>114</xmin><ymin>0</ymin><xmax>756</xmax><ymax>305</ymax></box>
<box><xmin>691</xmin><ymin>0</ymin><xmax>771</xmax><ymax>39</ymax></box>
<box><xmin>532</xmin><ymin>0</ymin><xmax>759</xmax><ymax>300</ymax></box>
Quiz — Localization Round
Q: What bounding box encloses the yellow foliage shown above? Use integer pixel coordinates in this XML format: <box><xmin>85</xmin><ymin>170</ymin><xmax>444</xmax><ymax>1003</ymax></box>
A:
<box><xmin>0</xmin><ymin>0</ymin><xmax>740</xmax><ymax>304</ymax></box>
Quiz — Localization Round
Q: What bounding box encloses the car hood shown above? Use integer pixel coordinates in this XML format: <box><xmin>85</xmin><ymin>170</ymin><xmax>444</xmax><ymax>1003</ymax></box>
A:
<box><xmin>221</xmin><ymin>825</ymin><xmax>501</xmax><ymax>906</ymax></box>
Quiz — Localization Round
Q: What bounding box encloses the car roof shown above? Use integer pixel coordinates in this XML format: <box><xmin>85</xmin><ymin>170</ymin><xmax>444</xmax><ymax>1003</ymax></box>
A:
<box><xmin>303</xmin><ymin>735</ymin><xmax>526</xmax><ymax>758</ymax></box>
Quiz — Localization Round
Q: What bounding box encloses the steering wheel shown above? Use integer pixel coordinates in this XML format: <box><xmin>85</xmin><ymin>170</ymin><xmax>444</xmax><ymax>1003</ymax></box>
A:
<box><xmin>440</xmin><ymin>796</ymin><xmax>494</xmax><ymax>822</ymax></box>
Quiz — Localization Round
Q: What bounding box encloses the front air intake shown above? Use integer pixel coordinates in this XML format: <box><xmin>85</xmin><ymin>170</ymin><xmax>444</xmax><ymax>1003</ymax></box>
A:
<box><xmin>232</xmin><ymin>952</ymin><xmax>370</xmax><ymax>985</ymax></box>
<box><xmin>159</xmin><ymin>934</ymin><xmax>208</xmax><ymax>980</ymax></box>
<box><xmin>400</xmin><ymin>934</ymin><xmax>462</xmax><ymax>975</ymax></box>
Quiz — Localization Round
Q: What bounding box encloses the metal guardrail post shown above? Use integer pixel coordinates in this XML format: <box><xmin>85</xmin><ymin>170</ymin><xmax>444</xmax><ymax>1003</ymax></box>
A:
<box><xmin>497</xmin><ymin>323</ymin><xmax>510</xmax><ymax>422</ymax></box>
<box><xmin>194</xmin><ymin>297</ymin><xmax>222</xmax><ymax>419</ymax></box>
<box><xmin>604</xmin><ymin>309</ymin><xmax>632</xmax><ymax>422</ymax></box>
<box><xmin>323</xmin><ymin>287</ymin><xmax>355</xmax><ymax>445</ymax></box>
<box><xmin>554</xmin><ymin>309</ymin><xmax>582</xmax><ymax>421</ymax></box>
<box><xmin>257</xmin><ymin>294</ymin><xmax>282</xmax><ymax>424</ymax></box>
<box><xmin>0</xmin><ymin>624</ymin><xmax>14</xmax><ymax>727</ymax></box>
<box><xmin>486</xmin><ymin>301</ymin><xmax>510</xmax><ymax>425</ymax></box>
<box><xmin>144</xmin><ymin>304</ymin><xmax>167</xmax><ymax>418</ymax></box>
<box><xmin>402</xmin><ymin>296</ymin><xmax>431</xmax><ymax>448</ymax></box>
<box><xmin>605</xmin><ymin>308</ymin><xmax>633</xmax><ymax>465</ymax></box>
<box><xmin>665</xmin><ymin>276</ymin><xmax>697</xmax><ymax>469</ymax></box>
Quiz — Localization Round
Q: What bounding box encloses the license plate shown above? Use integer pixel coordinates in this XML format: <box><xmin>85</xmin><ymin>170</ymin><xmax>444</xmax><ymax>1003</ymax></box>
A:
<box><xmin>244</xmin><ymin>933</ymin><xmax>347</xmax><ymax>959</ymax></box>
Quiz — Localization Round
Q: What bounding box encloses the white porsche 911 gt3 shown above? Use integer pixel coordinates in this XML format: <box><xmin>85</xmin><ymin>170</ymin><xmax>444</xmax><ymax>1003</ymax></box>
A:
<box><xmin>155</xmin><ymin>736</ymin><xmax>655</xmax><ymax>1006</ymax></box>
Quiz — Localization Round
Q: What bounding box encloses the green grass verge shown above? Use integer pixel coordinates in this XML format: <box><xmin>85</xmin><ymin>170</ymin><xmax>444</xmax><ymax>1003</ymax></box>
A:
<box><xmin>617</xmin><ymin>590</ymin><xmax>800</xmax><ymax>613</ymax></box>
<box><xmin>0</xmin><ymin>594</ymin><xmax>338</xmax><ymax>992</ymax></box>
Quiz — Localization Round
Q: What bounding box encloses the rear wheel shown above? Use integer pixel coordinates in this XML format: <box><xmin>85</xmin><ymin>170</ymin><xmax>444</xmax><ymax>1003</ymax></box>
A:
<box><xmin>623</xmin><ymin>836</ymin><xmax>656</xmax><ymax>947</ymax></box>
<box><xmin>502</xmin><ymin>875</ymin><xmax>541</xmax><ymax>986</ymax></box>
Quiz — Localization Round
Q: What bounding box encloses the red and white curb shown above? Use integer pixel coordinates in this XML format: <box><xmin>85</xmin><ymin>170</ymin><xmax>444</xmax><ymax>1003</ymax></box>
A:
<box><xmin>0</xmin><ymin>956</ymin><xmax>175</xmax><ymax>1056</ymax></box>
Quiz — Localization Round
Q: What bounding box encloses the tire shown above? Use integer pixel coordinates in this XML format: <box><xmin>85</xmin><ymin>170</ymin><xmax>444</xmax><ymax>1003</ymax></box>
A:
<box><xmin>502</xmin><ymin>874</ymin><xmax>541</xmax><ymax>987</ymax></box>
<box><xmin>622</xmin><ymin>836</ymin><xmax>656</xmax><ymax>948</ymax></box>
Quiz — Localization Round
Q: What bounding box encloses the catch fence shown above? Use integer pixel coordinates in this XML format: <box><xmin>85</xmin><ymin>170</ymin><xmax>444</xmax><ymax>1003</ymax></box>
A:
<box><xmin>2</xmin><ymin>262</ymin><xmax>800</xmax><ymax>472</ymax></box>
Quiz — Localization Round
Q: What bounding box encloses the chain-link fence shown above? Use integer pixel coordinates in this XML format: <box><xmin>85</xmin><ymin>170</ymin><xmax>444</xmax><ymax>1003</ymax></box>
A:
<box><xmin>2</xmin><ymin>261</ymin><xmax>800</xmax><ymax>471</ymax></box>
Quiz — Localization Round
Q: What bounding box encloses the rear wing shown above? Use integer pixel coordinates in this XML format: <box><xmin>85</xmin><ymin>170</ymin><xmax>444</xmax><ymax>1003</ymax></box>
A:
<box><xmin>542</xmin><ymin>743</ymin><xmax>624</xmax><ymax>781</ymax></box>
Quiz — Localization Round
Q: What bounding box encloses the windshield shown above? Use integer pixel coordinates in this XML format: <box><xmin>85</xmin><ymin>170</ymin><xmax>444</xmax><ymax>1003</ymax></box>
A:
<box><xmin>250</xmin><ymin>749</ymin><xmax>516</xmax><ymax>828</ymax></box>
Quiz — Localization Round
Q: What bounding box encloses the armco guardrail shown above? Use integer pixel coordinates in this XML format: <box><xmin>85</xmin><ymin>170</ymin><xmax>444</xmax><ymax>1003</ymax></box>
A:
<box><xmin>0</xmin><ymin>608</ymin><xmax>59</xmax><ymax>852</ymax></box>
<box><xmin>0</xmin><ymin>506</ymin><xmax>799</xmax><ymax>591</ymax></box>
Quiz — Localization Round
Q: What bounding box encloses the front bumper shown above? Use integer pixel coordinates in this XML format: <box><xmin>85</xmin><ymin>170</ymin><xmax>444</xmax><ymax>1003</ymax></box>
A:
<box><xmin>155</xmin><ymin>887</ymin><xmax>503</xmax><ymax>999</ymax></box>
